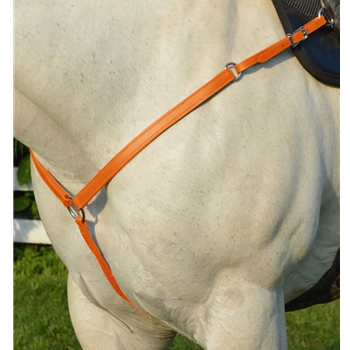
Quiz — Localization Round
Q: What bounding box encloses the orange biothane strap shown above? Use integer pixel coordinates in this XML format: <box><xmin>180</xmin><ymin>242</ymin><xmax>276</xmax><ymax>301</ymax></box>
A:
<box><xmin>30</xmin><ymin>69</ymin><xmax>235</xmax><ymax>318</ymax></box>
<box><xmin>72</xmin><ymin>68</ymin><xmax>235</xmax><ymax>210</ymax></box>
<box><xmin>31</xmin><ymin>15</ymin><xmax>327</xmax><ymax>211</ymax></box>
<box><xmin>235</xmin><ymin>15</ymin><xmax>327</xmax><ymax>74</ymax></box>
<box><xmin>65</xmin><ymin>15</ymin><xmax>328</xmax><ymax>211</ymax></box>
<box><xmin>75</xmin><ymin>216</ymin><xmax>149</xmax><ymax>317</ymax></box>
<box><xmin>30</xmin><ymin>14</ymin><xmax>327</xmax><ymax>317</ymax></box>
<box><xmin>31</xmin><ymin>150</ymin><xmax>148</xmax><ymax>316</ymax></box>
<box><xmin>30</xmin><ymin>68</ymin><xmax>235</xmax><ymax>210</ymax></box>
<box><xmin>30</xmin><ymin>149</ymin><xmax>72</xmax><ymax>207</ymax></box>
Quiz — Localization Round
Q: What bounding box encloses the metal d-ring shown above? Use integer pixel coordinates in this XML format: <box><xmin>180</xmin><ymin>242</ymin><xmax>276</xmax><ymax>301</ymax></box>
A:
<box><xmin>318</xmin><ymin>6</ymin><xmax>334</xmax><ymax>27</ymax></box>
<box><xmin>225</xmin><ymin>62</ymin><xmax>242</xmax><ymax>81</ymax></box>
<box><xmin>66</xmin><ymin>195</ymin><xmax>85</xmax><ymax>221</ymax></box>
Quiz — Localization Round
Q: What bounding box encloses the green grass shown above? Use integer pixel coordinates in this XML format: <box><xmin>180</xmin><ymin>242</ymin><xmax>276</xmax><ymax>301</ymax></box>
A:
<box><xmin>14</xmin><ymin>244</ymin><xmax>80</xmax><ymax>350</ymax></box>
<box><xmin>285</xmin><ymin>301</ymin><xmax>340</xmax><ymax>350</ymax></box>
<box><xmin>14</xmin><ymin>244</ymin><xmax>339</xmax><ymax>349</ymax></box>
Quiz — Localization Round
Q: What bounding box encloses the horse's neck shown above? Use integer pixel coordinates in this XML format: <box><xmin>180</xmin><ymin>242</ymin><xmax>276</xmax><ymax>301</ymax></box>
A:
<box><xmin>15</xmin><ymin>0</ymin><xmax>283</xmax><ymax>181</ymax></box>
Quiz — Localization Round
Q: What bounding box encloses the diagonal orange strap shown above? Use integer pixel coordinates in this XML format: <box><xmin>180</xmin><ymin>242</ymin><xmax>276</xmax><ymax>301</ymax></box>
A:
<box><xmin>72</xmin><ymin>68</ymin><xmax>235</xmax><ymax>210</ymax></box>
<box><xmin>68</xmin><ymin>15</ymin><xmax>327</xmax><ymax>211</ymax></box>
<box><xmin>32</xmin><ymin>15</ymin><xmax>327</xmax><ymax>212</ymax></box>
<box><xmin>30</xmin><ymin>149</ymin><xmax>72</xmax><ymax>207</ymax></box>
<box><xmin>30</xmin><ymin>14</ymin><xmax>327</xmax><ymax>317</ymax></box>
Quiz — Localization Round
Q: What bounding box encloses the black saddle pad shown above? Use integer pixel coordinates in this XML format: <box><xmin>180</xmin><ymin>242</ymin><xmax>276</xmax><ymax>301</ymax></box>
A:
<box><xmin>271</xmin><ymin>0</ymin><xmax>340</xmax><ymax>86</ymax></box>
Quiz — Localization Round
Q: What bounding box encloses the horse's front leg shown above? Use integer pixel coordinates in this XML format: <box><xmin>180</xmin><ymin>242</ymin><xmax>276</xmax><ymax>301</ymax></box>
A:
<box><xmin>67</xmin><ymin>274</ymin><xmax>176</xmax><ymax>350</ymax></box>
<box><xmin>198</xmin><ymin>271</ymin><xmax>287</xmax><ymax>350</ymax></box>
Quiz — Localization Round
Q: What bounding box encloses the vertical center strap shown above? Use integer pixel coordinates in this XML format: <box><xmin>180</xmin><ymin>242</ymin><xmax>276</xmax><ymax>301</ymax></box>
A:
<box><xmin>75</xmin><ymin>216</ymin><xmax>150</xmax><ymax>318</ymax></box>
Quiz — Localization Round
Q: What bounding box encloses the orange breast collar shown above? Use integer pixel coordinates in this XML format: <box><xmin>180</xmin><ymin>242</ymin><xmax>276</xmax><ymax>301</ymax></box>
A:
<box><xmin>31</xmin><ymin>14</ymin><xmax>328</xmax><ymax>317</ymax></box>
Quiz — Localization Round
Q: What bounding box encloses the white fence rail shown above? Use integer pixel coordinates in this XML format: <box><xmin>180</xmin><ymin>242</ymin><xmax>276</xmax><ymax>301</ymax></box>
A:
<box><xmin>13</xmin><ymin>167</ymin><xmax>51</xmax><ymax>244</ymax></box>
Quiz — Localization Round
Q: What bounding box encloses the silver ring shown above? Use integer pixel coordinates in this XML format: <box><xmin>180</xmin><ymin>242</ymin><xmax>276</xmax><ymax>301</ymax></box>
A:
<box><xmin>67</xmin><ymin>206</ymin><xmax>85</xmax><ymax>221</ymax></box>
<box><xmin>225</xmin><ymin>62</ymin><xmax>242</xmax><ymax>81</ymax></box>
<box><xmin>66</xmin><ymin>195</ymin><xmax>85</xmax><ymax>221</ymax></box>
<box><xmin>318</xmin><ymin>6</ymin><xmax>334</xmax><ymax>27</ymax></box>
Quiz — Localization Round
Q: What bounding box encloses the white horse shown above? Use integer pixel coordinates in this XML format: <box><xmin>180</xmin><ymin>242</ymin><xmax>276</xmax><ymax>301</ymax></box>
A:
<box><xmin>14</xmin><ymin>0</ymin><xmax>339</xmax><ymax>349</ymax></box>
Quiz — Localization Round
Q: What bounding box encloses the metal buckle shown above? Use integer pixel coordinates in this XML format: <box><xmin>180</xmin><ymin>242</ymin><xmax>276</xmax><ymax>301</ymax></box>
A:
<box><xmin>287</xmin><ymin>26</ymin><xmax>308</xmax><ymax>48</ymax></box>
<box><xmin>66</xmin><ymin>195</ymin><xmax>85</xmax><ymax>221</ymax></box>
